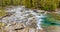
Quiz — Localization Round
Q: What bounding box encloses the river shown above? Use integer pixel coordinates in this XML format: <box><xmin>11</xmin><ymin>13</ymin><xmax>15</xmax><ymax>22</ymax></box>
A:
<box><xmin>0</xmin><ymin>6</ymin><xmax>60</xmax><ymax>32</ymax></box>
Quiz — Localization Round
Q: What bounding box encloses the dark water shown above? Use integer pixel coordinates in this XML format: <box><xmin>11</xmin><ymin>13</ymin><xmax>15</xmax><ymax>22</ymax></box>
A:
<box><xmin>41</xmin><ymin>13</ymin><xmax>60</xmax><ymax>28</ymax></box>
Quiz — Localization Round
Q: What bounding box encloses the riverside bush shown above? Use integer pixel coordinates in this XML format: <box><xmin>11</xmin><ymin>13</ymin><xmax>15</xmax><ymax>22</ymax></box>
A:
<box><xmin>0</xmin><ymin>9</ymin><xmax>6</xmax><ymax>16</ymax></box>
<box><xmin>37</xmin><ymin>0</ymin><xmax>59</xmax><ymax>11</ymax></box>
<box><xmin>22</xmin><ymin>0</ymin><xmax>32</xmax><ymax>8</ymax></box>
<box><xmin>21</xmin><ymin>0</ymin><xmax>60</xmax><ymax>11</ymax></box>
<box><xmin>0</xmin><ymin>0</ymin><xmax>60</xmax><ymax>11</ymax></box>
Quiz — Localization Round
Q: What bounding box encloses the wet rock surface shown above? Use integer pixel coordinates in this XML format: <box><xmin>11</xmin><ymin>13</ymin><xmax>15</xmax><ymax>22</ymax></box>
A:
<box><xmin>1</xmin><ymin>6</ymin><xmax>60</xmax><ymax>32</ymax></box>
<box><xmin>0</xmin><ymin>6</ymin><xmax>46</xmax><ymax>32</ymax></box>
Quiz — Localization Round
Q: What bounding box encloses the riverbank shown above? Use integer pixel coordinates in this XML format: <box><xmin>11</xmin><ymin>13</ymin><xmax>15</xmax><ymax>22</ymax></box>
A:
<box><xmin>1</xmin><ymin>5</ymin><xmax>60</xmax><ymax>14</ymax></box>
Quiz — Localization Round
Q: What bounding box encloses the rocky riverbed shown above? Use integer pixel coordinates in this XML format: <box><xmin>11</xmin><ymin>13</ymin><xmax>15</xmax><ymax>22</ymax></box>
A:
<box><xmin>0</xmin><ymin>6</ymin><xmax>47</xmax><ymax>32</ymax></box>
<box><xmin>0</xmin><ymin>6</ymin><xmax>60</xmax><ymax>32</ymax></box>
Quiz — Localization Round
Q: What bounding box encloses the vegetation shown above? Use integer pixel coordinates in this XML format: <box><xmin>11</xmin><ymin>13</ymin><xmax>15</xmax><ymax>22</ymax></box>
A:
<box><xmin>0</xmin><ymin>0</ymin><xmax>60</xmax><ymax>11</ymax></box>
<box><xmin>0</xmin><ymin>22</ymin><xmax>5</xmax><ymax>29</ymax></box>
<box><xmin>0</xmin><ymin>8</ymin><xmax>7</xmax><ymax>17</ymax></box>
<box><xmin>39</xmin><ymin>0</ymin><xmax>58</xmax><ymax>11</ymax></box>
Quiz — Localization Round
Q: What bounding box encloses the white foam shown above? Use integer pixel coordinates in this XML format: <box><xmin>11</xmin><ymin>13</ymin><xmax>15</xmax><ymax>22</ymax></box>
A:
<box><xmin>1</xmin><ymin>6</ymin><xmax>46</xmax><ymax>30</ymax></box>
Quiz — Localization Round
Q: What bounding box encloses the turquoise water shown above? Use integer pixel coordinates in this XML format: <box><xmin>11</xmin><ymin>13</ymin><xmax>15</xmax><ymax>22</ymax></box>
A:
<box><xmin>41</xmin><ymin>13</ymin><xmax>60</xmax><ymax>28</ymax></box>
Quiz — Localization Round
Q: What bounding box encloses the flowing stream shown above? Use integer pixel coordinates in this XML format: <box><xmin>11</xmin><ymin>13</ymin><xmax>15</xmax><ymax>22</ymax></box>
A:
<box><xmin>1</xmin><ymin>6</ymin><xmax>60</xmax><ymax>30</ymax></box>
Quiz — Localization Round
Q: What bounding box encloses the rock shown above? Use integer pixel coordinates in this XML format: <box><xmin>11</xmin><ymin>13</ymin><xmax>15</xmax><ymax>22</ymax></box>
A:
<box><xmin>4</xmin><ymin>22</ymin><xmax>25</xmax><ymax>32</ymax></box>
<box><xmin>0</xmin><ymin>6</ymin><xmax>47</xmax><ymax>32</ymax></box>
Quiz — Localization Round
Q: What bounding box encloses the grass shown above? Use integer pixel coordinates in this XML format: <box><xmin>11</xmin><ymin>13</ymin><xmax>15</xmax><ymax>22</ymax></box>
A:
<box><xmin>0</xmin><ymin>7</ymin><xmax>7</xmax><ymax>17</ymax></box>
<box><xmin>0</xmin><ymin>22</ymin><xmax>6</xmax><ymax>29</ymax></box>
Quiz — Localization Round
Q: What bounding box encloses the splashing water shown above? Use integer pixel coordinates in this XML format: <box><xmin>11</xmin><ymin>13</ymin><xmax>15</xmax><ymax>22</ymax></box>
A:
<box><xmin>1</xmin><ymin>6</ymin><xmax>47</xmax><ymax>30</ymax></box>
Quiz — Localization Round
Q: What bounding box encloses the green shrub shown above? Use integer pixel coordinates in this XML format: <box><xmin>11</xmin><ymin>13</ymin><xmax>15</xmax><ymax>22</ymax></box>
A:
<box><xmin>13</xmin><ymin>0</ymin><xmax>21</xmax><ymax>5</ymax></box>
<box><xmin>58</xmin><ymin>1</ymin><xmax>60</xmax><ymax>7</ymax></box>
<box><xmin>23</xmin><ymin>0</ymin><xmax>33</xmax><ymax>8</ymax></box>
<box><xmin>0</xmin><ymin>9</ymin><xmax>7</xmax><ymax>16</ymax></box>
<box><xmin>39</xmin><ymin>0</ymin><xmax>58</xmax><ymax>11</ymax></box>
<box><xmin>23</xmin><ymin>0</ymin><xmax>59</xmax><ymax>11</ymax></box>
<box><xmin>0</xmin><ymin>0</ymin><xmax>5</xmax><ymax>6</ymax></box>
<box><xmin>0</xmin><ymin>0</ymin><xmax>60</xmax><ymax>11</ymax></box>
